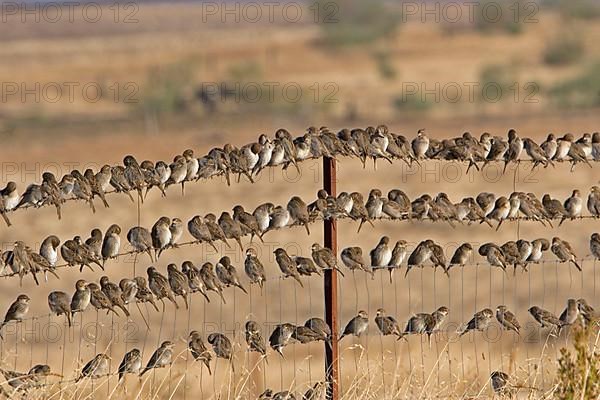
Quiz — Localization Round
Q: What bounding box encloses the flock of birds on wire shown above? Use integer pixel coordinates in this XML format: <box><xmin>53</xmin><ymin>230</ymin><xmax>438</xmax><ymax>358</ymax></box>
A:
<box><xmin>3</xmin><ymin>185</ymin><xmax>600</xmax><ymax>286</ymax></box>
<box><xmin>1</xmin><ymin>126</ymin><xmax>599</xmax><ymax>228</ymax></box>
<box><xmin>1</xmin><ymin>126</ymin><xmax>599</xmax><ymax>398</ymax></box>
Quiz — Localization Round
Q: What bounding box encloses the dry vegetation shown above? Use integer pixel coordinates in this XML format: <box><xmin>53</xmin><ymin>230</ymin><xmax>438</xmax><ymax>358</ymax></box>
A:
<box><xmin>0</xmin><ymin>1</ymin><xmax>599</xmax><ymax>398</ymax></box>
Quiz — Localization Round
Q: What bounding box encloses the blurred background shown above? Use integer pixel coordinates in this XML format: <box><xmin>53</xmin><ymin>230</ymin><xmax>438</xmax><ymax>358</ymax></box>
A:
<box><xmin>0</xmin><ymin>0</ymin><xmax>599</xmax><ymax>398</ymax></box>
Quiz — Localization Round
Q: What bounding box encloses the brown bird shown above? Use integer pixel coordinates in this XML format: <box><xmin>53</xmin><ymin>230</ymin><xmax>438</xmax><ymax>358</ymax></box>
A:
<box><xmin>70</xmin><ymin>279</ymin><xmax>91</xmax><ymax>318</ymax></box>
<box><xmin>133</xmin><ymin>276</ymin><xmax>160</xmax><ymax>312</ymax></box>
<box><xmin>167</xmin><ymin>263</ymin><xmax>189</xmax><ymax>309</ymax></box>
<box><xmin>244</xmin><ymin>248</ymin><xmax>266</xmax><ymax>288</ymax></box>
<box><xmin>88</xmin><ymin>282</ymin><xmax>120</xmax><ymax>316</ymax></box>
<box><xmin>215</xmin><ymin>256</ymin><xmax>248</xmax><ymax>294</ymax></box>
<box><xmin>77</xmin><ymin>354</ymin><xmax>110</xmax><ymax>382</ymax></box>
<box><xmin>496</xmin><ymin>305</ymin><xmax>520</xmax><ymax>335</ymax></box>
<box><xmin>287</xmin><ymin>196</ymin><xmax>311</xmax><ymax>235</ymax></box>
<box><xmin>460</xmin><ymin>308</ymin><xmax>494</xmax><ymax>336</ymax></box>
<box><xmin>199</xmin><ymin>262</ymin><xmax>227</xmax><ymax>303</ymax></box>
<box><xmin>374</xmin><ymin>308</ymin><xmax>402</xmax><ymax>339</ymax></box>
<box><xmin>311</xmin><ymin>243</ymin><xmax>345</xmax><ymax>276</ymax></box>
<box><xmin>181</xmin><ymin>261</ymin><xmax>211</xmax><ymax>303</ymax></box>
<box><xmin>233</xmin><ymin>205</ymin><xmax>264</xmax><ymax>243</ymax></box>
<box><xmin>140</xmin><ymin>341</ymin><xmax>174</xmax><ymax>376</ymax></box>
<box><xmin>219</xmin><ymin>212</ymin><xmax>244</xmax><ymax>251</ymax></box>
<box><xmin>490</xmin><ymin>371</ymin><xmax>513</xmax><ymax>398</ymax></box>
<box><xmin>147</xmin><ymin>266</ymin><xmax>179</xmax><ymax>309</ymax></box>
<box><xmin>48</xmin><ymin>291</ymin><xmax>71</xmax><ymax>327</ymax></box>
<box><xmin>127</xmin><ymin>226</ymin><xmax>154</xmax><ymax>262</ymax></box>
<box><xmin>118</xmin><ymin>348</ymin><xmax>142</xmax><ymax>382</ymax></box>
<box><xmin>245</xmin><ymin>320</ymin><xmax>268</xmax><ymax>358</ymax></box>
<box><xmin>0</xmin><ymin>294</ymin><xmax>30</xmax><ymax>338</ymax></box>
<box><xmin>101</xmin><ymin>224</ymin><xmax>121</xmax><ymax>268</ymax></box>
<box><xmin>188</xmin><ymin>215</ymin><xmax>219</xmax><ymax>252</ymax></box>
<box><xmin>189</xmin><ymin>330</ymin><xmax>212</xmax><ymax>374</ymax></box>
<box><xmin>340</xmin><ymin>246</ymin><xmax>372</xmax><ymax>276</ymax></box>
<box><xmin>529</xmin><ymin>305</ymin><xmax>564</xmax><ymax>333</ymax></box>
<box><xmin>205</xmin><ymin>213</ymin><xmax>232</xmax><ymax>249</ymax></box>
<box><xmin>208</xmin><ymin>333</ymin><xmax>234</xmax><ymax>371</ymax></box>
<box><xmin>100</xmin><ymin>276</ymin><xmax>131</xmax><ymax>317</ymax></box>
<box><xmin>551</xmin><ymin>237</ymin><xmax>581</xmax><ymax>271</ymax></box>
<box><xmin>340</xmin><ymin>310</ymin><xmax>369</xmax><ymax>340</ymax></box>
<box><xmin>151</xmin><ymin>216</ymin><xmax>172</xmax><ymax>259</ymax></box>
<box><xmin>274</xmin><ymin>248</ymin><xmax>304</xmax><ymax>287</ymax></box>
<box><xmin>269</xmin><ymin>323</ymin><xmax>295</xmax><ymax>357</ymax></box>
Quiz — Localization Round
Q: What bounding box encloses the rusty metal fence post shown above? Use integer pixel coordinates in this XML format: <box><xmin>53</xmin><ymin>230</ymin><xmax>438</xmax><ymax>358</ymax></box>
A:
<box><xmin>323</xmin><ymin>156</ymin><xmax>339</xmax><ymax>400</ymax></box>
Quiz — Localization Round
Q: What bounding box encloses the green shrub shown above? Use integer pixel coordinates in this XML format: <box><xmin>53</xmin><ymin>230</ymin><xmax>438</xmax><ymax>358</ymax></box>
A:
<box><xmin>549</xmin><ymin>62</ymin><xmax>600</xmax><ymax>108</ymax></box>
<box><xmin>543</xmin><ymin>35</ymin><xmax>584</xmax><ymax>66</ymax></box>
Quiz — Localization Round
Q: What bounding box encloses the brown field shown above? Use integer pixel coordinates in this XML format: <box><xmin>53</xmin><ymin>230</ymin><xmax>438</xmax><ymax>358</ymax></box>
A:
<box><xmin>0</xmin><ymin>1</ymin><xmax>599</xmax><ymax>398</ymax></box>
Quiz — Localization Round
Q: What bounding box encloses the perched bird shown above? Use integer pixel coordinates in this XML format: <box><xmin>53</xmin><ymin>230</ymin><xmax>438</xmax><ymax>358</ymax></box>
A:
<box><xmin>244</xmin><ymin>248</ymin><xmax>266</xmax><ymax>289</ymax></box>
<box><xmin>412</xmin><ymin>129</ymin><xmax>429</xmax><ymax>159</ymax></box>
<box><xmin>140</xmin><ymin>341</ymin><xmax>174</xmax><ymax>376</ymax></box>
<box><xmin>490</xmin><ymin>371</ymin><xmax>512</xmax><ymax>398</ymax></box>
<box><xmin>551</xmin><ymin>237</ymin><xmax>581</xmax><ymax>271</ymax></box>
<box><xmin>496</xmin><ymin>305</ymin><xmax>520</xmax><ymax>335</ymax></box>
<box><xmin>429</xmin><ymin>306</ymin><xmax>449</xmax><ymax>338</ymax></box>
<box><xmin>293</xmin><ymin>325</ymin><xmax>324</xmax><ymax>344</ymax></box>
<box><xmin>76</xmin><ymin>354</ymin><xmax>110</xmax><ymax>382</ymax></box>
<box><xmin>303</xmin><ymin>382</ymin><xmax>327</xmax><ymax>400</ymax></box>
<box><xmin>341</xmin><ymin>246</ymin><xmax>372</xmax><ymax>276</ymax></box>
<box><xmin>274</xmin><ymin>248</ymin><xmax>304</xmax><ymax>287</ymax></box>
<box><xmin>127</xmin><ymin>226</ymin><xmax>154</xmax><ymax>262</ymax></box>
<box><xmin>188</xmin><ymin>215</ymin><xmax>219</xmax><ymax>252</ymax></box>
<box><xmin>120</xmin><ymin>278</ymin><xmax>138</xmax><ymax>305</ymax></box>
<box><xmin>181</xmin><ymin>261</ymin><xmax>210</xmax><ymax>302</ymax></box>
<box><xmin>401</xmin><ymin>313</ymin><xmax>434</xmax><ymax>338</ymax></box>
<box><xmin>100</xmin><ymin>276</ymin><xmax>131</xmax><ymax>317</ymax></box>
<box><xmin>205</xmin><ymin>213</ymin><xmax>232</xmax><ymax>249</ymax></box>
<box><xmin>374</xmin><ymin>308</ymin><xmax>402</xmax><ymax>338</ymax></box>
<box><xmin>428</xmin><ymin>241</ymin><xmax>447</xmax><ymax>275</ymax></box>
<box><xmin>287</xmin><ymin>196</ymin><xmax>311</xmax><ymax>235</ymax></box>
<box><xmin>559</xmin><ymin>298</ymin><xmax>580</xmax><ymax>326</ymax></box>
<box><xmin>101</xmin><ymin>224</ymin><xmax>121</xmax><ymax>267</ymax></box>
<box><xmin>219</xmin><ymin>212</ymin><xmax>244</xmax><ymax>251</ymax></box>
<box><xmin>588</xmin><ymin>186</ymin><xmax>600</xmax><ymax>217</ymax></box>
<box><xmin>245</xmin><ymin>320</ymin><xmax>267</xmax><ymax>357</ymax></box>
<box><xmin>70</xmin><ymin>280</ymin><xmax>91</xmax><ymax>317</ymax></box>
<box><xmin>294</xmin><ymin>256</ymin><xmax>321</xmax><ymax>276</ymax></box>
<box><xmin>233</xmin><ymin>205</ymin><xmax>263</xmax><ymax>243</ymax></box>
<box><xmin>189</xmin><ymin>330</ymin><xmax>212</xmax><ymax>374</ymax></box>
<box><xmin>147</xmin><ymin>266</ymin><xmax>179</xmax><ymax>309</ymax></box>
<box><xmin>529</xmin><ymin>306</ymin><xmax>564</xmax><ymax>335</ymax></box>
<box><xmin>524</xmin><ymin>138</ymin><xmax>553</xmax><ymax>169</ymax></box>
<box><xmin>311</xmin><ymin>243</ymin><xmax>345</xmax><ymax>276</ymax></box>
<box><xmin>460</xmin><ymin>308</ymin><xmax>494</xmax><ymax>336</ymax></box>
<box><xmin>387</xmin><ymin>240</ymin><xmax>408</xmax><ymax>281</ymax></box>
<box><xmin>208</xmin><ymin>333</ymin><xmax>234</xmax><ymax>371</ymax></box>
<box><xmin>133</xmin><ymin>276</ymin><xmax>160</xmax><ymax>312</ymax></box>
<box><xmin>448</xmin><ymin>243</ymin><xmax>473</xmax><ymax>272</ymax></box>
<box><xmin>167</xmin><ymin>263</ymin><xmax>190</xmax><ymax>309</ymax></box>
<box><xmin>528</xmin><ymin>238</ymin><xmax>550</xmax><ymax>263</ymax></box>
<box><xmin>0</xmin><ymin>294</ymin><xmax>30</xmax><ymax>338</ymax></box>
<box><xmin>151</xmin><ymin>216</ymin><xmax>172</xmax><ymax>259</ymax></box>
<box><xmin>577</xmin><ymin>298</ymin><xmax>598</xmax><ymax>327</ymax></box>
<box><xmin>88</xmin><ymin>282</ymin><xmax>120</xmax><ymax>316</ymax></box>
<box><xmin>340</xmin><ymin>310</ymin><xmax>369</xmax><ymax>340</ymax></box>
<box><xmin>269</xmin><ymin>323</ymin><xmax>295</xmax><ymax>357</ymax></box>
<box><xmin>303</xmin><ymin>317</ymin><xmax>332</xmax><ymax>348</ymax></box>
<box><xmin>199</xmin><ymin>262</ymin><xmax>227</xmax><ymax>303</ymax></box>
<box><xmin>0</xmin><ymin>182</ymin><xmax>18</xmax><ymax>227</ymax></box>
<box><xmin>560</xmin><ymin>189</ymin><xmax>583</xmax><ymax>226</ymax></box>
<box><xmin>405</xmin><ymin>240</ymin><xmax>433</xmax><ymax>277</ymax></box>
<box><xmin>215</xmin><ymin>256</ymin><xmax>248</xmax><ymax>294</ymax></box>
<box><xmin>478</xmin><ymin>243</ymin><xmax>507</xmax><ymax>271</ymax></box>
<box><xmin>370</xmin><ymin>236</ymin><xmax>392</xmax><ymax>274</ymax></box>
<box><xmin>118</xmin><ymin>348</ymin><xmax>142</xmax><ymax>381</ymax></box>
<box><xmin>169</xmin><ymin>218</ymin><xmax>184</xmax><ymax>248</ymax></box>
<box><xmin>39</xmin><ymin>235</ymin><xmax>60</xmax><ymax>269</ymax></box>
<box><xmin>48</xmin><ymin>291</ymin><xmax>71</xmax><ymax>327</ymax></box>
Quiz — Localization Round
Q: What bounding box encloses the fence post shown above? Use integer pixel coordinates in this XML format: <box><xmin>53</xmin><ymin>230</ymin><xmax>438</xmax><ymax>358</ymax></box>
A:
<box><xmin>323</xmin><ymin>156</ymin><xmax>339</xmax><ymax>400</ymax></box>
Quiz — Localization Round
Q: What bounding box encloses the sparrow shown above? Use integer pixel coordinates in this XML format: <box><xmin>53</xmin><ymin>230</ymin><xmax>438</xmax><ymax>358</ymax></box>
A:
<box><xmin>140</xmin><ymin>341</ymin><xmax>174</xmax><ymax>376</ymax></box>
<box><xmin>311</xmin><ymin>243</ymin><xmax>345</xmax><ymax>276</ymax></box>
<box><xmin>166</xmin><ymin>155</ymin><xmax>187</xmax><ymax>194</ymax></box>
<box><xmin>304</xmin><ymin>317</ymin><xmax>332</xmax><ymax>348</ymax></box>
<box><xmin>448</xmin><ymin>243</ymin><xmax>472</xmax><ymax>272</ymax></box>
<box><xmin>340</xmin><ymin>310</ymin><xmax>369</xmax><ymax>340</ymax></box>
<box><xmin>274</xmin><ymin>248</ymin><xmax>304</xmax><ymax>287</ymax></box>
<box><xmin>215</xmin><ymin>256</ymin><xmax>247</xmax><ymax>294</ymax></box>
<box><xmin>370</xmin><ymin>236</ymin><xmax>392</xmax><ymax>275</ymax></box>
<box><xmin>0</xmin><ymin>294</ymin><xmax>30</xmax><ymax>338</ymax></box>
<box><xmin>551</xmin><ymin>237</ymin><xmax>581</xmax><ymax>271</ymax></box>
<box><xmin>48</xmin><ymin>291</ymin><xmax>71</xmax><ymax>327</ymax></box>
<box><xmin>503</xmin><ymin>129</ymin><xmax>523</xmax><ymax>173</ymax></box>
<box><xmin>401</xmin><ymin>313</ymin><xmax>434</xmax><ymax>338</ymax></box>
<box><xmin>39</xmin><ymin>235</ymin><xmax>60</xmax><ymax>269</ymax></box>
<box><xmin>340</xmin><ymin>246</ymin><xmax>372</xmax><ymax>276</ymax></box>
<box><xmin>101</xmin><ymin>224</ymin><xmax>121</xmax><ymax>267</ymax></box>
<box><xmin>541</xmin><ymin>133</ymin><xmax>558</xmax><ymax>159</ymax></box>
<box><xmin>119</xmin><ymin>278</ymin><xmax>138</xmax><ymax>305</ymax></box>
<box><xmin>287</xmin><ymin>196</ymin><xmax>311</xmax><ymax>235</ymax></box>
<box><xmin>365</xmin><ymin>189</ymin><xmax>384</xmax><ymax>219</ymax></box>
<box><xmin>181</xmin><ymin>261</ymin><xmax>210</xmax><ymax>302</ymax></box>
<box><xmin>529</xmin><ymin>306</ymin><xmax>564</xmax><ymax>333</ymax></box>
<box><xmin>496</xmin><ymin>305</ymin><xmax>520</xmax><ymax>335</ymax></box>
<box><xmin>76</xmin><ymin>354</ymin><xmax>110</xmax><ymax>382</ymax></box>
<box><xmin>490</xmin><ymin>371</ymin><xmax>513</xmax><ymax>398</ymax></box>
<box><xmin>183</xmin><ymin>149</ymin><xmax>200</xmax><ymax>181</ymax></box>
<box><xmin>15</xmin><ymin>182</ymin><xmax>44</xmax><ymax>210</ymax></box>
<box><xmin>245</xmin><ymin>320</ymin><xmax>267</xmax><ymax>357</ymax></box>
<box><xmin>207</xmin><ymin>333</ymin><xmax>234</xmax><ymax>371</ymax></box>
<box><xmin>233</xmin><ymin>205</ymin><xmax>264</xmax><ymax>243</ymax></box>
<box><xmin>269</xmin><ymin>323</ymin><xmax>295</xmax><ymax>357</ymax></box>
<box><xmin>264</xmin><ymin>206</ymin><xmax>291</xmax><ymax>236</ymax></box>
<box><xmin>566</xmin><ymin>133</ymin><xmax>592</xmax><ymax>169</ymax></box>
<box><xmin>588</xmin><ymin>186</ymin><xmax>600</xmax><ymax>217</ymax></box>
<box><xmin>84</xmin><ymin>228</ymin><xmax>103</xmax><ymax>260</ymax></box>
<box><xmin>88</xmin><ymin>282</ymin><xmax>120</xmax><ymax>316</ymax></box>
<box><xmin>478</xmin><ymin>243</ymin><xmax>507</xmax><ymax>271</ymax></box>
<box><xmin>244</xmin><ymin>248</ymin><xmax>266</xmax><ymax>289</ymax></box>
<box><xmin>84</xmin><ymin>168</ymin><xmax>110</xmax><ymax>208</ymax></box>
<box><xmin>188</xmin><ymin>215</ymin><xmax>219</xmax><ymax>252</ymax></box>
<box><xmin>559</xmin><ymin>298</ymin><xmax>579</xmax><ymax>326</ymax></box>
<box><xmin>593</xmin><ymin>132</ymin><xmax>600</xmax><ymax>160</ymax></box>
<box><xmin>528</xmin><ymin>238</ymin><xmax>550</xmax><ymax>263</ymax></box>
<box><xmin>133</xmin><ymin>276</ymin><xmax>160</xmax><ymax>312</ymax></box>
<box><xmin>459</xmin><ymin>308</ymin><xmax>494</xmax><ymax>336</ymax></box>
<box><xmin>577</xmin><ymin>298</ymin><xmax>598</xmax><ymax>327</ymax></box>
<box><xmin>294</xmin><ymin>256</ymin><xmax>321</xmax><ymax>276</ymax></box>
<box><xmin>189</xmin><ymin>330</ymin><xmax>212</xmax><ymax>374</ymax></box>
<box><xmin>350</xmin><ymin>192</ymin><xmax>374</xmax><ymax>233</ymax></box>
<box><xmin>0</xmin><ymin>181</ymin><xmax>17</xmax><ymax>226</ymax></box>
<box><xmin>560</xmin><ymin>189</ymin><xmax>583</xmax><ymax>226</ymax></box>
<box><xmin>293</xmin><ymin>325</ymin><xmax>324</xmax><ymax>344</ymax></box>
<box><xmin>151</xmin><ymin>216</ymin><xmax>172</xmax><ymax>259</ymax></box>
<box><xmin>411</xmin><ymin>129</ymin><xmax>429</xmax><ymax>159</ymax></box>
<box><xmin>205</xmin><ymin>213</ymin><xmax>231</xmax><ymax>249</ymax></box>
<box><xmin>476</xmin><ymin>192</ymin><xmax>496</xmax><ymax>216</ymax></box>
<box><xmin>219</xmin><ymin>212</ymin><xmax>244</xmax><ymax>251</ymax></box>
<box><xmin>118</xmin><ymin>348</ymin><xmax>142</xmax><ymax>381</ymax></box>
<box><xmin>487</xmin><ymin>196</ymin><xmax>510</xmax><ymax>230</ymax></box>
<box><xmin>524</xmin><ymin>137</ymin><xmax>553</xmax><ymax>169</ymax></box>
<box><xmin>167</xmin><ymin>263</ymin><xmax>190</xmax><ymax>309</ymax></box>
<box><xmin>591</xmin><ymin>233</ymin><xmax>600</xmax><ymax>260</ymax></box>
<box><xmin>374</xmin><ymin>308</ymin><xmax>402</xmax><ymax>338</ymax></box>
<box><xmin>199</xmin><ymin>262</ymin><xmax>227</xmax><ymax>303</ymax></box>
<box><xmin>71</xmin><ymin>279</ymin><xmax>91</xmax><ymax>317</ymax></box>
<box><xmin>542</xmin><ymin>194</ymin><xmax>567</xmax><ymax>220</ymax></box>
<box><xmin>428</xmin><ymin>241</ymin><xmax>448</xmax><ymax>275</ymax></box>
<box><xmin>405</xmin><ymin>240</ymin><xmax>433</xmax><ymax>277</ymax></box>
<box><xmin>127</xmin><ymin>226</ymin><xmax>154</xmax><ymax>262</ymax></box>
<box><xmin>70</xmin><ymin>170</ymin><xmax>94</xmax><ymax>214</ymax></box>
<box><xmin>430</xmin><ymin>306</ymin><xmax>449</xmax><ymax>336</ymax></box>
<box><xmin>169</xmin><ymin>217</ymin><xmax>183</xmax><ymax>248</ymax></box>
<box><xmin>500</xmin><ymin>241</ymin><xmax>522</xmax><ymax>273</ymax></box>
<box><xmin>100</xmin><ymin>276</ymin><xmax>131</xmax><ymax>317</ymax></box>
<box><xmin>147</xmin><ymin>266</ymin><xmax>179</xmax><ymax>309</ymax></box>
